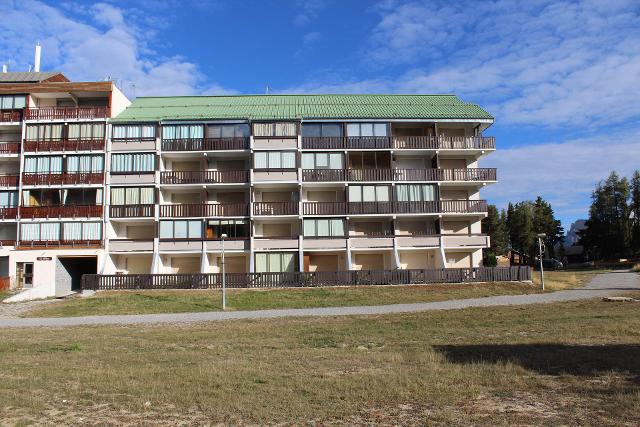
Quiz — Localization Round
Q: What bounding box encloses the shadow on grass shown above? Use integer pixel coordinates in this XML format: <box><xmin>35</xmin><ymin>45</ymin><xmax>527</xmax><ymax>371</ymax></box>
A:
<box><xmin>434</xmin><ymin>344</ymin><xmax>640</xmax><ymax>381</ymax></box>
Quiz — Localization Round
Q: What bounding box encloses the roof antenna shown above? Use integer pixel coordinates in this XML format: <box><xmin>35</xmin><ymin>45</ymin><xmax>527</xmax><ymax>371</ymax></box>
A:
<box><xmin>265</xmin><ymin>85</ymin><xmax>271</xmax><ymax>94</ymax></box>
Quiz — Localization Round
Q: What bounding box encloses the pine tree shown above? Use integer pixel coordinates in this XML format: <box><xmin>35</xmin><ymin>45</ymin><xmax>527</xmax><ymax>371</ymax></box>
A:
<box><xmin>630</xmin><ymin>170</ymin><xmax>640</xmax><ymax>255</ymax></box>
<box><xmin>482</xmin><ymin>205</ymin><xmax>509</xmax><ymax>256</ymax></box>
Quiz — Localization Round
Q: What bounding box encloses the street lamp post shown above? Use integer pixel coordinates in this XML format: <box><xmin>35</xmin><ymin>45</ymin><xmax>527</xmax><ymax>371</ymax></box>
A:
<box><xmin>221</xmin><ymin>233</ymin><xmax>227</xmax><ymax>310</ymax></box>
<box><xmin>537</xmin><ymin>233</ymin><xmax>546</xmax><ymax>291</ymax></box>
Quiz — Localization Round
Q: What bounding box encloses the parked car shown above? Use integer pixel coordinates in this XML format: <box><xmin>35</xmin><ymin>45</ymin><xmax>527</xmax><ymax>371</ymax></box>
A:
<box><xmin>541</xmin><ymin>259</ymin><xmax>563</xmax><ymax>270</ymax></box>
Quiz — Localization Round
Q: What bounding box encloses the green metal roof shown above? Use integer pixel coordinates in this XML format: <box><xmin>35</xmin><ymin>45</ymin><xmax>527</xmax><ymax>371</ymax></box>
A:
<box><xmin>112</xmin><ymin>94</ymin><xmax>493</xmax><ymax>123</ymax></box>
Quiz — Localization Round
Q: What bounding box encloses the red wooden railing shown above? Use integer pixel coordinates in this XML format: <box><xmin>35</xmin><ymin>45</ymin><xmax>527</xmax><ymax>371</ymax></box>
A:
<box><xmin>253</xmin><ymin>201</ymin><xmax>298</xmax><ymax>215</ymax></box>
<box><xmin>159</xmin><ymin>203</ymin><xmax>249</xmax><ymax>217</ymax></box>
<box><xmin>19</xmin><ymin>205</ymin><xmax>103</xmax><ymax>219</ymax></box>
<box><xmin>21</xmin><ymin>172</ymin><xmax>104</xmax><ymax>185</ymax></box>
<box><xmin>0</xmin><ymin>110</ymin><xmax>22</xmax><ymax>123</ymax></box>
<box><xmin>302</xmin><ymin>168</ymin><xmax>495</xmax><ymax>182</ymax></box>
<box><xmin>0</xmin><ymin>175</ymin><xmax>19</xmax><ymax>187</ymax></box>
<box><xmin>0</xmin><ymin>207</ymin><xmax>18</xmax><ymax>219</ymax></box>
<box><xmin>110</xmin><ymin>204</ymin><xmax>155</xmax><ymax>218</ymax></box>
<box><xmin>302</xmin><ymin>199</ymin><xmax>488</xmax><ymax>215</ymax></box>
<box><xmin>18</xmin><ymin>240</ymin><xmax>102</xmax><ymax>249</ymax></box>
<box><xmin>301</xmin><ymin>135</ymin><xmax>496</xmax><ymax>150</ymax></box>
<box><xmin>25</xmin><ymin>107</ymin><xmax>109</xmax><ymax>120</ymax></box>
<box><xmin>0</xmin><ymin>143</ymin><xmax>20</xmax><ymax>154</ymax></box>
<box><xmin>162</xmin><ymin>137</ymin><xmax>249</xmax><ymax>151</ymax></box>
<box><xmin>23</xmin><ymin>139</ymin><xmax>105</xmax><ymax>152</ymax></box>
<box><xmin>160</xmin><ymin>170</ymin><xmax>249</xmax><ymax>184</ymax></box>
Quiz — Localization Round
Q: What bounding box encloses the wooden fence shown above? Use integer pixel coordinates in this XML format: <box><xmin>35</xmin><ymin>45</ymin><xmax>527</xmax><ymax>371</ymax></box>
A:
<box><xmin>81</xmin><ymin>266</ymin><xmax>531</xmax><ymax>291</ymax></box>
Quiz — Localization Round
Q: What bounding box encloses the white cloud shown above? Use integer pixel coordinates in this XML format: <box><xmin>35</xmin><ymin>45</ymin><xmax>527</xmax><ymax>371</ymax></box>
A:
<box><xmin>481</xmin><ymin>128</ymin><xmax>640</xmax><ymax>223</ymax></box>
<box><xmin>0</xmin><ymin>0</ymin><xmax>234</xmax><ymax>98</ymax></box>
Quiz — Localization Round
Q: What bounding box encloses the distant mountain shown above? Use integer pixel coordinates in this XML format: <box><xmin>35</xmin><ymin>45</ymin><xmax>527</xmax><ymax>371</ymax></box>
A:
<box><xmin>564</xmin><ymin>219</ymin><xmax>587</xmax><ymax>248</ymax></box>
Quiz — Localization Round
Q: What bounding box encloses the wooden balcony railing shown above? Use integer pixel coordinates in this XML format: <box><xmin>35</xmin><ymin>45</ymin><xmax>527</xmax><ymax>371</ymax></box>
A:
<box><xmin>162</xmin><ymin>137</ymin><xmax>250</xmax><ymax>151</ymax></box>
<box><xmin>22</xmin><ymin>172</ymin><xmax>104</xmax><ymax>186</ymax></box>
<box><xmin>25</xmin><ymin>106</ymin><xmax>109</xmax><ymax>120</ymax></box>
<box><xmin>160</xmin><ymin>170</ymin><xmax>249</xmax><ymax>185</ymax></box>
<box><xmin>82</xmin><ymin>266</ymin><xmax>532</xmax><ymax>290</ymax></box>
<box><xmin>0</xmin><ymin>175</ymin><xmax>19</xmax><ymax>187</ymax></box>
<box><xmin>253</xmin><ymin>201</ymin><xmax>299</xmax><ymax>216</ymax></box>
<box><xmin>0</xmin><ymin>143</ymin><xmax>20</xmax><ymax>154</ymax></box>
<box><xmin>302</xmin><ymin>199</ymin><xmax>488</xmax><ymax>215</ymax></box>
<box><xmin>302</xmin><ymin>135</ymin><xmax>496</xmax><ymax>150</ymax></box>
<box><xmin>159</xmin><ymin>203</ymin><xmax>249</xmax><ymax>217</ymax></box>
<box><xmin>302</xmin><ymin>168</ymin><xmax>496</xmax><ymax>182</ymax></box>
<box><xmin>18</xmin><ymin>240</ymin><xmax>102</xmax><ymax>249</ymax></box>
<box><xmin>110</xmin><ymin>204</ymin><xmax>155</xmax><ymax>218</ymax></box>
<box><xmin>20</xmin><ymin>205</ymin><xmax>103</xmax><ymax>219</ymax></box>
<box><xmin>0</xmin><ymin>207</ymin><xmax>18</xmax><ymax>219</ymax></box>
<box><xmin>24</xmin><ymin>139</ymin><xmax>105</xmax><ymax>152</ymax></box>
<box><xmin>0</xmin><ymin>110</ymin><xmax>22</xmax><ymax>123</ymax></box>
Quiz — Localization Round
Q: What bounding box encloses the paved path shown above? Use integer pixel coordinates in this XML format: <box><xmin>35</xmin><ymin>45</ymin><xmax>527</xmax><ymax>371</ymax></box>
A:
<box><xmin>0</xmin><ymin>272</ymin><xmax>638</xmax><ymax>328</ymax></box>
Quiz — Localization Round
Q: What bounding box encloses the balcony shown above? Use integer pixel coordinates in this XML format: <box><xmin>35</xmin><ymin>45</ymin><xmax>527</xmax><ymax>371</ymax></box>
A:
<box><xmin>442</xmin><ymin>234</ymin><xmax>490</xmax><ymax>247</ymax></box>
<box><xmin>160</xmin><ymin>170</ymin><xmax>249</xmax><ymax>185</ymax></box>
<box><xmin>20</xmin><ymin>205</ymin><xmax>103</xmax><ymax>219</ymax></box>
<box><xmin>22</xmin><ymin>172</ymin><xmax>104</xmax><ymax>186</ymax></box>
<box><xmin>253</xmin><ymin>238</ymin><xmax>299</xmax><ymax>250</ymax></box>
<box><xmin>162</xmin><ymin>137</ymin><xmax>249</xmax><ymax>151</ymax></box>
<box><xmin>0</xmin><ymin>143</ymin><xmax>20</xmax><ymax>154</ymax></box>
<box><xmin>0</xmin><ymin>110</ymin><xmax>22</xmax><ymax>123</ymax></box>
<box><xmin>301</xmin><ymin>135</ymin><xmax>496</xmax><ymax>150</ymax></box>
<box><xmin>159</xmin><ymin>203</ymin><xmax>249</xmax><ymax>217</ymax></box>
<box><xmin>110</xmin><ymin>204</ymin><xmax>155</xmax><ymax>218</ymax></box>
<box><xmin>302</xmin><ymin>199</ymin><xmax>488</xmax><ymax>215</ymax></box>
<box><xmin>0</xmin><ymin>175</ymin><xmax>19</xmax><ymax>187</ymax></box>
<box><xmin>253</xmin><ymin>202</ymin><xmax>298</xmax><ymax>216</ymax></box>
<box><xmin>109</xmin><ymin>239</ymin><xmax>154</xmax><ymax>252</ymax></box>
<box><xmin>17</xmin><ymin>239</ymin><xmax>102</xmax><ymax>249</ymax></box>
<box><xmin>0</xmin><ymin>207</ymin><xmax>18</xmax><ymax>219</ymax></box>
<box><xmin>23</xmin><ymin>139</ymin><xmax>105</xmax><ymax>152</ymax></box>
<box><xmin>302</xmin><ymin>168</ymin><xmax>496</xmax><ymax>182</ymax></box>
<box><xmin>24</xmin><ymin>107</ymin><xmax>109</xmax><ymax>121</ymax></box>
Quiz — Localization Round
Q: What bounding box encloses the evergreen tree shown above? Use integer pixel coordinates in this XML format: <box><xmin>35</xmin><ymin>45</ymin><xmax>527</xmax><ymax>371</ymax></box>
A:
<box><xmin>482</xmin><ymin>204</ymin><xmax>509</xmax><ymax>256</ymax></box>
<box><xmin>532</xmin><ymin>196</ymin><xmax>564</xmax><ymax>258</ymax></box>
<box><xmin>630</xmin><ymin>170</ymin><xmax>640</xmax><ymax>255</ymax></box>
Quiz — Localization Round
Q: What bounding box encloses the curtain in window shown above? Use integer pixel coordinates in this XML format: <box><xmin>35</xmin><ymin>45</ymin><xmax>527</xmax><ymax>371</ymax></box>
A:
<box><xmin>316</xmin><ymin>219</ymin><xmax>330</xmax><ymax>237</ymax></box>
<box><xmin>315</xmin><ymin>153</ymin><xmax>328</xmax><ymax>168</ymax></box>
<box><xmin>331</xmin><ymin>219</ymin><xmax>345</xmax><ymax>236</ymax></box>
<box><xmin>92</xmin><ymin>124</ymin><xmax>105</xmax><ymax>139</ymax></box>
<box><xmin>110</xmin><ymin>188</ymin><xmax>125</xmax><ymax>205</ymax></box>
<box><xmin>303</xmin><ymin>219</ymin><xmax>315</xmax><ymax>236</ymax></box>
<box><xmin>374</xmin><ymin>123</ymin><xmax>387</xmax><ymax>136</ymax></box>
<box><xmin>112</xmin><ymin>154</ymin><xmax>154</xmax><ymax>172</ymax></box>
<box><xmin>36</xmin><ymin>156</ymin><xmax>49</xmax><ymax>173</ymax></box>
<box><xmin>422</xmin><ymin>184</ymin><xmax>436</xmax><ymax>201</ymax></box>
<box><xmin>140</xmin><ymin>187</ymin><xmax>154</xmax><ymax>204</ymax></box>
<box><xmin>329</xmin><ymin>153</ymin><xmax>342</xmax><ymax>169</ymax></box>
<box><xmin>254</xmin><ymin>152</ymin><xmax>267</xmax><ymax>169</ymax></box>
<box><xmin>113</xmin><ymin>126</ymin><xmax>126</xmax><ymax>139</ymax></box>
<box><xmin>162</xmin><ymin>126</ymin><xmax>176</xmax><ymax>140</ymax></box>
<box><xmin>82</xmin><ymin>222</ymin><xmax>101</xmax><ymax>240</ymax></box>
<box><xmin>275</xmin><ymin>122</ymin><xmax>296</xmax><ymax>137</ymax></box>
<box><xmin>20</xmin><ymin>223</ymin><xmax>40</xmax><ymax>240</ymax></box>
<box><xmin>125</xmin><ymin>187</ymin><xmax>139</xmax><ymax>204</ymax></box>
<box><xmin>282</xmin><ymin>152</ymin><xmax>296</xmax><ymax>168</ymax></box>
<box><xmin>26</xmin><ymin>126</ymin><xmax>38</xmax><ymax>140</ymax></box>
<box><xmin>268</xmin><ymin>253</ymin><xmax>281</xmax><ymax>272</ymax></box>
<box><xmin>363</xmin><ymin>186</ymin><xmax>376</xmax><ymax>202</ymax></box>
<box><xmin>50</xmin><ymin>156</ymin><xmax>63</xmax><ymax>173</ymax></box>
<box><xmin>396</xmin><ymin>184</ymin><xmax>409</xmax><ymax>202</ymax></box>
<box><xmin>68</xmin><ymin>124</ymin><xmax>81</xmax><ymax>139</ymax></box>
<box><xmin>302</xmin><ymin>153</ymin><xmax>314</xmax><ymax>169</ymax></box>
<box><xmin>23</xmin><ymin>157</ymin><xmax>37</xmax><ymax>173</ymax></box>
<box><xmin>141</xmin><ymin>125</ymin><xmax>155</xmax><ymax>138</ymax></box>
<box><xmin>268</xmin><ymin>152</ymin><xmax>281</xmax><ymax>169</ymax></box>
<box><xmin>282</xmin><ymin>253</ymin><xmax>296</xmax><ymax>272</ymax></box>
<box><xmin>376</xmin><ymin>186</ymin><xmax>390</xmax><ymax>202</ymax></box>
<box><xmin>127</xmin><ymin>126</ymin><xmax>141</xmax><ymax>138</ymax></box>
<box><xmin>348</xmin><ymin>186</ymin><xmax>361</xmax><ymax>202</ymax></box>
<box><xmin>346</xmin><ymin>124</ymin><xmax>360</xmax><ymax>136</ymax></box>
<box><xmin>396</xmin><ymin>184</ymin><xmax>436</xmax><ymax>202</ymax></box>
<box><xmin>159</xmin><ymin>221</ymin><xmax>173</xmax><ymax>238</ymax></box>
<box><xmin>67</xmin><ymin>156</ymin><xmax>79</xmax><ymax>173</ymax></box>
<box><xmin>91</xmin><ymin>155</ymin><xmax>104</xmax><ymax>172</ymax></box>
<box><xmin>40</xmin><ymin>223</ymin><xmax>60</xmax><ymax>241</ymax></box>
<box><xmin>255</xmin><ymin>253</ymin><xmax>268</xmax><ymax>272</ymax></box>
<box><xmin>63</xmin><ymin>222</ymin><xmax>82</xmax><ymax>240</ymax></box>
<box><xmin>253</xmin><ymin>123</ymin><xmax>271</xmax><ymax>137</ymax></box>
<box><xmin>95</xmin><ymin>189</ymin><xmax>103</xmax><ymax>205</ymax></box>
<box><xmin>0</xmin><ymin>191</ymin><xmax>17</xmax><ymax>207</ymax></box>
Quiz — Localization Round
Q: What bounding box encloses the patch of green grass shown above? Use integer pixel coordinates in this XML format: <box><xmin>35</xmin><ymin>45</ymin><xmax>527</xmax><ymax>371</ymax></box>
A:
<box><xmin>24</xmin><ymin>282</ymin><xmax>539</xmax><ymax>318</ymax></box>
<box><xmin>1</xmin><ymin>295</ymin><xmax>640</xmax><ymax>425</ymax></box>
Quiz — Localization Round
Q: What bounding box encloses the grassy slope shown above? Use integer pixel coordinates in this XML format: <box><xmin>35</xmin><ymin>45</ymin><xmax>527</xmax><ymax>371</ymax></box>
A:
<box><xmin>2</xmin><ymin>295</ymin><xmax>640</xmax><ymax>425</ymax></box>
<box><xmin>24</xmin><ymin>282</ymin><xmax>539</xmax><ymax>317</ymax></box>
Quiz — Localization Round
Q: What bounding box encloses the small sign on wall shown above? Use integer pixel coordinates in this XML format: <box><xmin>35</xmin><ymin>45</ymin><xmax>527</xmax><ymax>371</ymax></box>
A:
<box><xmin>36</xmin><ymin>257</ymin><xmax>52</xmax><ymax>261</ymax></box>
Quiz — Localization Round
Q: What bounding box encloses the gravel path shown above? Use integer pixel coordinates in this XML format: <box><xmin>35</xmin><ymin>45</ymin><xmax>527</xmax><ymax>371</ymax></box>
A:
<box><xmin>0</xmin><ymin>272</ymin><xmax>637</xmax><ymax>328</ymax></box>
<box><xmin>0</xmin><ymin>298</ymin><xmax>61</xmax><ymax>319</ymax></box>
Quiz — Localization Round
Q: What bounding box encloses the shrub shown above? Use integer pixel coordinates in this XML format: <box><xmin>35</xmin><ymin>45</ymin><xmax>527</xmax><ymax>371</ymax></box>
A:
<box><xmin>485</xmin><ymin>254</ymin><xmax>498</xmax><ymax>267</ymax></box>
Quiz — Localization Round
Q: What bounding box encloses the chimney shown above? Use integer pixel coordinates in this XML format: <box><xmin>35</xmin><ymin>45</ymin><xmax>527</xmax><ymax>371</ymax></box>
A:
<box><xmin>2</xmin><ymin>64</ymin><xmax>7</xmax><ymax>73</ymax></box>
<box><xmin>34</xmin><ymin>42</ymin><xmax>41</xmax><ymax>72</ymax></box>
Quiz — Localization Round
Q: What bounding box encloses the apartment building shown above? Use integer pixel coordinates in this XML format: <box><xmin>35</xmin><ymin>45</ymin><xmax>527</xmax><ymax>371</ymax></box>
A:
<box><xmin>0</xmin><ymin>71</ymin><xmax>130</xmax><ymax>299</ymax></box>
<box><xmin>103</xmin><ymin>95</ymin><xmax>495</xmax><ymax>281</ymax></box>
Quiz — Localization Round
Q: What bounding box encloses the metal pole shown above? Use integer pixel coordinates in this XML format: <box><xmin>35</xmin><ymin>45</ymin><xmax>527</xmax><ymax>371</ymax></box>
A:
<box><xmin>538</xmin><ymin>236</ymin><xmax>545</xmax><ymax>291</ymax></box>
<box><xmin>221</xmin><ymin>234</ymin><xmax>226</xmax><ymax>310</ymax></box>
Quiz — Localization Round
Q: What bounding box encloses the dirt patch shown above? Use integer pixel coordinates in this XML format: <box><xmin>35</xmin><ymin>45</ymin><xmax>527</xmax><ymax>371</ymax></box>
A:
<box><xmin>0</xmin><ymin>298</ymin><xmax>62</xmax><ymax>318</ymax></box>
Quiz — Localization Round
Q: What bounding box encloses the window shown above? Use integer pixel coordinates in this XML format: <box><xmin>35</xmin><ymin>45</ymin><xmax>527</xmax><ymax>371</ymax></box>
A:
<box><xmin>254</xmin><ymin>151</ymin><xmax>296</xmax><ymax>169</ymax></box>
<box><xmin>303</xmin><ymin>219</ymin><xmax>345</xmax><ymax>237</ymax></box>
<box><xmin>0</xmin><ymin>191</ymin><xmax>18</xmax><ymax>207</ymax></box>
<box><xmin>301</xmin><ymin>152</ymin><xmax>343</xmax><ymax>169</ymax></box>
<box><xmin>162</xmin><ymin>125</ymin><xmax>204</xmax><ymax>140</ymax></box>
<box><xmin>67</xmin><ymin>155</ymin><xmax>104</xmax><ymax>173</ymax></box>
<box><xmin>206</xmin><ymin>124</ymin><xmax>250</xmax><ymax>138</ymax></box>
<box><xmin>63</xmin><ymin>188</ymin><xmax>103</xmax><ymax>205</ymax></box>
<box><xmin>252</xmin><ymin>122</ymin><xmax>297</xmax><ymax>137</ymax></box>
<box><xmin>111</xmin><ymin>153</ymin><xmax>155</xmax><ymax>173</ymax></box>
<box><xmin>207</xmin><ymin>220</ymin><xmax>249</xmax><ymax>238</ymax></box>
<box><xmin>25</xmin><ymin>124</ymin><xmax>63</xmax><ymax>141</ymax></box>
<box><xmin>62</xmin><ymin>222</ymin><xmax>102</xmax><ymax>240</ymax></box>
<box><xmin>0</xmin><ymin>95</ymin><xmax>26</xmax><ymax>110</ymax></box>
<box><xmin>346</xmin><ymin>123</ymin><xmax>388</xmax><ymax>137</ymax></box>
<box><xmin>254</xmin><ymin>252</ymin><xmax>297</xmax><ymax>273</ymax></box>
<box><xmin>23</xmin><ymin>156</ymin><xmax>63</xmax><ymax>174</ymax></box>
<box><xmin>68</xmin><ymin>123</ymin><xmax>105</xmax><ymax>140</ymax></box>
<box><xmin>395</xmin><ymin>184</ymin><xmax>437</xmax><ymax>202</ymax></box>
<box><xmin>20</xmin><ymin>223</ymin><xmax>60</xmax><ymax>241</ymax></box>
<box><xmin>301</xmin><ymin>123</ymin><xmax>342</xmax><ymax>137</ymax></box>
<box><xmin>110</xmin><ymin>187</ymin><xmax>155</xmax><ymax>205</ymax></box>
<box><xmin>348</xmin><ymin>185</ymin><xmax>390</xmax><ymax>202</ymax></box>
<box><xmin>159</xmin><ymin>220</ymin><xmax>202</xmax><ymax>239</ymax></box>
<box><xmin>112</xmin><ymin>124</ymin><xmax>156</xmax><ymax>141</ymax></box>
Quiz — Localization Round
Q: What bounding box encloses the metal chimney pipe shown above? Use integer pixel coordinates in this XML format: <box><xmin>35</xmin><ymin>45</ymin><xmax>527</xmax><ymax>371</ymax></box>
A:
<box><xmin>34</xmin><ymin>42</ymin><xmax>41</xmax><ymax>72</ymax></box>
<box><xmin>2</xmin><ymin>64</ymin><xmax>7</xmax><ymax>73</ymax></box>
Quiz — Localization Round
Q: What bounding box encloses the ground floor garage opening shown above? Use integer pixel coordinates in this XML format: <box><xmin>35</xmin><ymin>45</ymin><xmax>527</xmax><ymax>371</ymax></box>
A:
<box><xmin>56</xmin><ymin>256</ymin><xmax>97</xmax><ymax>295</ymax></box>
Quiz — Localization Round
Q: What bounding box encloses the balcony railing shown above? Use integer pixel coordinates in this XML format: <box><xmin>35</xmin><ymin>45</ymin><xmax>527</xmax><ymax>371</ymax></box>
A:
<box><xmin>0</xmin><ymin>207</ymin><xmax>18</xmax><ymax>219</ymax></box>
<box><xmin>162</xmin><ymin>137</ymin><xmax>250</xmax><ymax>151</ymax></box>
<box><xmin>0</xmin><ymin>110</ymin><xmax>22</xmax><ymax>123</ymax></box>
<box><xmin>302</xmin><ymin>168</ymin><xmax>496</xmax><ymax>182</ymax></box>
<box><xmin>253</xmin><ymin>201</ymin><xmax>299</xmax><ymax>216</ymax></box>
<box><xmin>301</xmin><ymin>135</ymin><xmax>496</xmax><ymax>150</ymax></box>
<box><xmin>159</xmin><ymin>203</ymin><xmax>249</xmax><ymax>217</ymax></box>
<box><xmin>110</xmin><ymin>204</ymin><xmax>155</xmax><ymax>218</ymax></box>
<box><xmin>20</xmin><ymin>205</ymin><xmax>103</xmax><ymax>219</ymax></box>
<box><xmin>25</xmin><ymin>107</ymin><xmax>109</xmax><ymax>120</ymax></box>
<box><xmin>22</xmin><ymin>172</ymin><xmax>104</xmax><ymax>186</ymax></box>
<box><xmin>0</xmin><ymin>143</ymin><xmax>20</xmax><ymax>154</ymax></box>
<box><xmin>24</xmin><ymin>139</ymin><xmax>105</xmax><ymax>152</ymax></box>
<box><xmin>0</xmin><ymin>175</ymin><xmax>19</xmax><ymax>187</ymax></box>
<box><xmin>17</xmin><ymin>240</ymin><xmax>102</xmax><ymax>249</ymax></box>
<box><xmin>160</xmin><ymin>170</ymin><xmax>249</xmax><ymax>185</ymax></box>
<box><xmin>302</xmin><ymin>199</ymin><xmax>488</xmax><ymax>215</ymax></box>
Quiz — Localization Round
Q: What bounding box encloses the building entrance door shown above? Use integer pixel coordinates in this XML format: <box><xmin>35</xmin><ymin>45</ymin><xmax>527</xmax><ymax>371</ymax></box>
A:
<box><xmin>16</xmin><ymin>262</ymin><xmax>34</xmax><ymax>289</ymax></box>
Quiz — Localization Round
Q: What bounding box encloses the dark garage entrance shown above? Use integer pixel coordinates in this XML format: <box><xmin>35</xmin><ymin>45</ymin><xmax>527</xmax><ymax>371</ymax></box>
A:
<box><xmin>58</xmin><ymin>256</ymin><xmax>97</xmax><ymax>293</ymax></box>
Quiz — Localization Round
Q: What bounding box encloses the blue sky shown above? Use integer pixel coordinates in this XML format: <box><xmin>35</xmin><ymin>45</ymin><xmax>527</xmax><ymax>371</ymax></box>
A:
<box><xmin>1</xmin><ymin>0</ymin><xmax>640</xmax><ymax>229</ymax></box>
